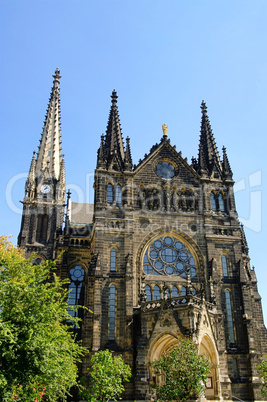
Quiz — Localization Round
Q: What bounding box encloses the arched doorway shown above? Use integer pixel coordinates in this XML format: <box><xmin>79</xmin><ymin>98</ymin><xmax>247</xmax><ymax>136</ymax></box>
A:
<box><xmin>199</xmin><ymin>335</ymin><xmax>220</xmax><ymax>400</ymax></box>
<box><xmin>149</xmin><ymin>333</ymin><xmax>180</xmax><ymax>387</ymax></box>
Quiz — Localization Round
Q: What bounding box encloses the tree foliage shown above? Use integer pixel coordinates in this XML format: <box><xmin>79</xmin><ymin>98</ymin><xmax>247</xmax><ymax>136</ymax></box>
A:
<box><xmin>81</xmin><ymin>349</ymin><xmax>131</xmax><ymax>401</ymax></box>
<box><xmin>152</xmin><ymin>337</ymin><xmax>211</xmax><ymax>401</ymax></box>
<box><xmin>0</xmin><ymin>236</ymin><xmax>87</xmax><ymax>401</ymax></box>
<box><xmin>258</xmin><ymin>358</ymin><xmax>267</xmax><ymax>396</ymax></box>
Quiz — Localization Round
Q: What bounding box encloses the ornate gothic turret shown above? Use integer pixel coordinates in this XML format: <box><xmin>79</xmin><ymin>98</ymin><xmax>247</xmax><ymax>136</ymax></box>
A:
<box><xmin>198</xmin><ymin>101</ymin><xmax>222</xmax><ymax>178</ymax></box>
<box><xmin>124</xmin><ymin>136</ymin><xmax>133</xmax><ymax>171</ymax></box>
<box><xmin>97</xmin><ymin>90</ymin><xmax>125</xmax><ymax>171</ymax></box>
<box><xmin>18</xmin><ymin>69</ymin><xmax>66</xmax><ymax>259</ymax></box>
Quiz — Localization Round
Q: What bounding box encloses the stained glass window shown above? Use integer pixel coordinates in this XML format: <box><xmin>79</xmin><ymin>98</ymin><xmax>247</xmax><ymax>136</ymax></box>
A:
<box><xmin>107</xmin><ymin>184</ymin><xmax>113</xmax><ymax>203</ymax></box>
<box><xmin>143</xmin><ymin>235</ymin><xmax>197</xmax><ymax>279</ymax></box>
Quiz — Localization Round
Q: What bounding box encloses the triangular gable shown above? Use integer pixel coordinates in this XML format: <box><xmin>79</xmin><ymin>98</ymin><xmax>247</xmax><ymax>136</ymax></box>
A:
<box><xmin>133</xmin><ymin>138</ymin><xmax>200</xmax><ymax>186</ymax></box>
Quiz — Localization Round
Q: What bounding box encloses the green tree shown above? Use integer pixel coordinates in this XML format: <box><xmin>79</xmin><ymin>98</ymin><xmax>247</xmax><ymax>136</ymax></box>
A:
<box><xmin>81</xmin><ymin>349</ymin><xmax>131</xmax><ymax>401</ymax></box>
<box><xmin>258</xmin><ymin>358</ymin><xmax>267</xmax><ymax>397</ymax></box>
<box><xmin>0</xmin><ymin>236</ymin><xmax>87</xmax><ymax>401</ymax></box>
<box><xmin>152</xmin><ymin>337</ymin><xmax>211</xmax><ymax>401</ymax></box>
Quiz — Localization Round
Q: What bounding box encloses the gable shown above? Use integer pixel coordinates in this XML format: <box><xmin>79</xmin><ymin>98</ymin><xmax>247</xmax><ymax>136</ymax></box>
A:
<box><xmin>133</xmin><ymin>140</ymin><xmax>200</xmax><ymax>188</ymax></box>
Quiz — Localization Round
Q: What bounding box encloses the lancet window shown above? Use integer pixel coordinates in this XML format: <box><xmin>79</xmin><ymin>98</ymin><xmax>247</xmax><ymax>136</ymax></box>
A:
<box><xmin>110</xmin><ymin>248</ymin><xmax>116</xmax><ymax>272</ymax></box>
<box><xmin>225</xmin><ymin>289</ymin><xmax>235</xmax><ymax>344</ymax></box>
<box><xmin>109</xmin><ymin>285</ymin><xmax>116</xmax><ymax>340</ymax></box>
<box><xmin>222</xmin><ymin>255</ymin><xmax>228</xmax><ymax>277</ymax></box>
<box><xmin>107</xmin><ymin>183</ymin><xmax>113</xmax><ymax>203</ymax></box>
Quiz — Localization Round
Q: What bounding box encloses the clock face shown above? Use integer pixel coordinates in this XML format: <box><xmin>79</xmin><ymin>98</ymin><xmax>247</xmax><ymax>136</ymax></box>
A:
<box><xmin>41</xmin><ymin>184</ymin><xmax>51</xmax><ymax>194</ymax></box>
<box><xmin>156</xmin><ymin>161</ymin><xmax>175</xmax><ymax>179</ymax></box>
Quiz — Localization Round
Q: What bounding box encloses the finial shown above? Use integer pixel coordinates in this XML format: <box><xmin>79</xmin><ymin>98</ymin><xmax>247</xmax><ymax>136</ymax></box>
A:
<box><xmin>200</xmin><ymin>100</ymin><xmax>207</xmax><ymax>113</ymax></box>
<box><xmin>162</xmin><ymin>124</ymin><xmax>168</xmax><ymax>137</ymax></box>
<box><xmin>67</xmin><ymin>189</ymin><xmax>71</xmax><ymax>200</ymax></box>
<box><xmin>53</xmin><ymin>68</ymin><xmax>61</xmax><ymax>83</ymax></box>
<box><xmin>111</xmin><ymin>90</ymin><xmax>118</xmax><ymax>104</ymax></box>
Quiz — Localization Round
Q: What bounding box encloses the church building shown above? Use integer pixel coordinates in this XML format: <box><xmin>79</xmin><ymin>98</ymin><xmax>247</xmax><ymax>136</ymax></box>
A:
<box><xmin>18</xmin><ymin>69</ymin><xmax>267</xmax><ymax>401</ymax></box>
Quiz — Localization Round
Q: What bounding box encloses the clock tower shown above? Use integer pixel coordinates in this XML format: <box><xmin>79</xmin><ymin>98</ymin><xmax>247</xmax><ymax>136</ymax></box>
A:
<box><xmin>18</xmin><ymin>69</ymin><xmax>66</xmax><ymax>260</ymax></box>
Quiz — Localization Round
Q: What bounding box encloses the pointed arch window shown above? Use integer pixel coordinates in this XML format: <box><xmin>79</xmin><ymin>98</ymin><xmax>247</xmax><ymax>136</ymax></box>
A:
<box><xmin>153</xmin><ymin>285</ymin><xmax>161</xmax><ymax>300</ymax></box>
<box><xmin>36</xmin><ymin>213</ymin><xmax>49</xmax><ymax>243</ymax></box>
<box><xmin>222</xmin><ymin>255</ymin><xmax>228</xmax><ymax>277</ymax></box>
<box><xmin>68</xmin><ymin>265</ymin><xmax>85</xmax><ymax>339</ymax></box>
<box><xmin>145</xmin><ymin>284</ymin><xmax>152</xmax><ymax>301</ymax></box>
<box><xmin>210</xmin><ymin>193</ymin><xmax>216</xmax><ymax>211</ymax></box>
<box><xmin>181</xmin><ymin>286</ymin><xmax>186</xmax><ymax>297</ymax></box>
<box><xmin>110</xmin><ymin>248</ymin><xmax>116</xmax><ymax>272</ymax></box>
<box><xmin>107</xmin><ymin>184</ymin><xmax>113</xmax><ymax>204</ymax></box>
<box><xmin>116</xmin><ymin>184</ymin><xmax>122</xmax><ymax>204</ymax></box>
<box><xmin>109</xmin><ymin>285</ymin><xmax>116</xmax><ymax>340</ymax></box>
<box><xmin>225</xmin><ymin>289</ymin><xmax>235</xmax><ymax>344</ymax></box>
<box><xmin>218</xmin><ymin>193</ymin><xmax>225</xmax><ymax>212</ymax></box>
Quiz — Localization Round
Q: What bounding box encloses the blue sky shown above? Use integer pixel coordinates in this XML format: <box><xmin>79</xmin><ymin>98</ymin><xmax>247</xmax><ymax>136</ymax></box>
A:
<box><xmin>1</xmin><ymin>0</ymin><xmax>267</xmax><ymax>320</ymax></box>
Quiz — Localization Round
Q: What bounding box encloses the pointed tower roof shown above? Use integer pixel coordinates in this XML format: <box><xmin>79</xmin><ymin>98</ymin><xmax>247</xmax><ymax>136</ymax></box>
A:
<box><xmin>198</xmin><ymin>101</ymin><xmax>222</xmax><ymax>177</ymax></box>
<box><xmin>35</xmin><ymin>68</ymin><xmax>63</xmax><ymax>181</ymax></box>
<box><xmin>104</xmin><ymin>90</ymin><xmax>125</xmax><ymax>170</ymax></box>
<box><xmin>222</xmin><ymin>146</ymin><xmax>233</xmax><ymax>180</ymax></box>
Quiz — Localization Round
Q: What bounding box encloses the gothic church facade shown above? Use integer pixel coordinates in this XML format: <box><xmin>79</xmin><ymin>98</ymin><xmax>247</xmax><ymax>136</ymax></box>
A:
<box><xmin>18</xmin><ymin>70</ymin><xmax>267</xmax><ymax>401</ymax></box>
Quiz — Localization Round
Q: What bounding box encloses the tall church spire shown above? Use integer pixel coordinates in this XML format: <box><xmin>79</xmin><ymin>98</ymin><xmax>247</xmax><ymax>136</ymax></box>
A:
<box><xmin>198</xmin><ymin>101</ymin><xmax>222</xmax><ymax>177</ymax></box>
<box><xmin>18</xmin><ymin>69</ymin><xmax>66</xmax><ymax>257</ymax></box>
<box><xmin>35</xmin><ymin>68</ymin><xmax>63</xmax><ymax>180</ymax></box>
<box><xmin>99</xmin><ymin>90</ymin><xmax>125</xmax><ymax>171</ymax></box>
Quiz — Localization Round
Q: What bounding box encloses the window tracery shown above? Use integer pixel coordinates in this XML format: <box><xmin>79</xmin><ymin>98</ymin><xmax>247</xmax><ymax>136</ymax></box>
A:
<box><xmin>143</xmin><ymin>234</ymin><xmax>197</xmax><ymax>278</ymax></box>
<box><xmin>68</xmin><ymin>265</ymin><xmax>85</xmax><ymax>339</ymax></box>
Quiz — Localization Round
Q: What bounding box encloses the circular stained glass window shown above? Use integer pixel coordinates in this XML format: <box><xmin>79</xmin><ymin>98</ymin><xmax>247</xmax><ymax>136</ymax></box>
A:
<box><xmin>142</xmin><ymin>235</ymin><xmax>197</xmax><ymax>278</ymax></box>
<box><xmin>156</xmin><ymin>161</ymin><xmax>175</xmax><ymax>179</ymax></box>
<box><xmin>69</xmin><ymin>266</ymin><xmax>84</xmax><ymax>282</ymax></box>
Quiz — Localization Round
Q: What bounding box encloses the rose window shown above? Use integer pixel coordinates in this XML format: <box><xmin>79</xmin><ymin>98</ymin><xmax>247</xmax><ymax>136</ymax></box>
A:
<box><xmin>143</xmin><ymin>235</ymin><xmax>196</xmax><ymax>278</ymax></box>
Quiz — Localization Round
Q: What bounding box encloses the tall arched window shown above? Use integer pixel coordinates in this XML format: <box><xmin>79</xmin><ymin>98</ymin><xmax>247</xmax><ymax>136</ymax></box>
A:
<box><xmin>153</xmin><ymin>285</ymin><xmax>161</xmax><ymax>300</ymax></box>
<box><xmin>116</xmin><ymin>184</ymin><xmax>122</xmax><ymax>204</ymax></box>
<box><xmin>107</xmin><ymin>184</ymin><xmax>113</xmax><ymax>204</ymax></box>
<box><xmin>109</xmin><ymin>285</ymin><xmax>116</xmax><ymax>340</ymax></box>
<box><xmin>225</xmin><ymin>289</ymin><xmax>235</xmax><ymax>344</ymax></box>
<box><xmin>210</xmin><ymin>193</ymin><xmax>216</xmax><ymax>211</ymax></box>
<box><xmin>218</xmin><ymin>193</ymin><xmax>225</xmax><ymax>212</ymax></box>
<box><xmin>36</xmin><ymin>213</ymin><xmax>49</xmax><ymax>243</ymax></box>
<box><xmin>145</xmin><ymin>284</ymin><xmax>152</xmax><ymax>301</ymax></box>
<box><xmin>68</xmin><ymin>265</ymin><xmax>85</xmax><ymax>339</ymax></box>
<box><xmin>110</xmin><ymin>248</ymin><xmax>116</xmax><ymax>272</ymax></box>
<box><xmin>181</xmin><ymin>286</ymin><xmax>186</xmax><ymax>297</ymax></box>
<box><xmin>222</xmin><ymin>255</ymin><xmax>228</xmax><ymax>277</ymax></box>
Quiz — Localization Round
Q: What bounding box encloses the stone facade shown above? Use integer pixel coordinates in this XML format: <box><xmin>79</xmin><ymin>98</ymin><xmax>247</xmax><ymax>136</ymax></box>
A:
<box><xmin>18</xmin><ymin>70</ymin><xmax>267</xmax><ymax>401</ymax></box>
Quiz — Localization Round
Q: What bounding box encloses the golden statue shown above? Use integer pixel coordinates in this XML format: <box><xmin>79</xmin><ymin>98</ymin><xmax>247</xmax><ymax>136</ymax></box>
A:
<box><xmin>162</xmin><ymin>124</ymin><xmax>168</xmax><ymax>137</ymax></box>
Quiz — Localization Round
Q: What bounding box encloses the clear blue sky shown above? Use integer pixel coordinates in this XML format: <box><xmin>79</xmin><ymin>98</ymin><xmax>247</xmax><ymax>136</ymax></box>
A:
<box><xmin>1</xmin><ymin>0</ymin><xmax>267</xmax><ymax>320</ymax></box>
